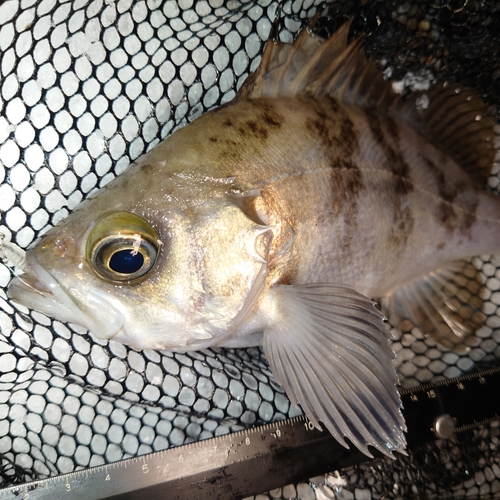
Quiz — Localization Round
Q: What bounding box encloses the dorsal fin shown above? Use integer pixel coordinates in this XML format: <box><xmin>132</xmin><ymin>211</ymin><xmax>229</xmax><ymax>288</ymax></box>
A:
<box><xmin>240</xmin><ymin>18</ymin><xmax>498</xmax><ymax>183</ymax></box>
<box><xmin>398</xmin><ymin>84</ymin><xmax>497</xmax><ymax>185</ymax></box>
<box><xmin>238</xmin><ymin>19</ymin><xmax>400</xmax><ymax>113</ymax></box>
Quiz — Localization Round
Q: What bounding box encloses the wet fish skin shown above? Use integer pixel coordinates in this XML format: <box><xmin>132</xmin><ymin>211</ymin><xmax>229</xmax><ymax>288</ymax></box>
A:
<box><xmin>7</xmin><ymin>21</ymin><xmax>500</xmax><ymax>458</ymax></box>
<box><xmin>162</xmin><ymin>95</ymin><xmax>500</xmax><ymax>297</ymax></box>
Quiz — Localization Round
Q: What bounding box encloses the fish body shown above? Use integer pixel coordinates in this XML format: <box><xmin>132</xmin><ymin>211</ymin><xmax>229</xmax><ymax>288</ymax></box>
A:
<box><xmin>6</xmin><ymin>21</ymin><xmax>500</xmax><ymax>457</ymax></box>
<box><xmin>190</xmin><ymin>96</ymin><xmax>500</xmax><ymax>296</ymax></box>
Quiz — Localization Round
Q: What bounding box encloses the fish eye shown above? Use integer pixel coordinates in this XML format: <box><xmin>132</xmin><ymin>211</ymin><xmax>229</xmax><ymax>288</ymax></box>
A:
<box><xmin>109</xmin><ymin>250</ymin><xmax>145</xmax><ymax>274</ymax></box>
<box><xmin>85</xmin><ymin>212</ymin><xmax>161</xmax><ymax>284</ymax></box>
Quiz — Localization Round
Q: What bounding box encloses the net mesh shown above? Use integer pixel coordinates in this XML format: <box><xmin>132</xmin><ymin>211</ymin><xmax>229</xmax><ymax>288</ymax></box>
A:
<box><xmin>1</xmin><ymin>0</ymin><xmax>500</xmax><ymax>498</ymax></box>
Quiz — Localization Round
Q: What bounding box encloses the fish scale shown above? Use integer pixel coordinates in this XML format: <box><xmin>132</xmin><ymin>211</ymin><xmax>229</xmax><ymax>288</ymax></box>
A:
<box><xmin>0</xmin><ymin>0</ymin><xmax>500</xmax><ymax>500</ymax></box>
<box><xmin>183</xmin><ymin>94</ymin><xmax>500</xmax><ymax>294</ymax></box>
<box><xmin>6</xmin><ymin>12</ymin><xmax>500</xmax><ymax>460</ymax></box>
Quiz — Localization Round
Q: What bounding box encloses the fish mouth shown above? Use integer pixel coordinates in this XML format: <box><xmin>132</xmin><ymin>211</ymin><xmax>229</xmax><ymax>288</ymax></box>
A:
<box><xmin>7</xmin><ymin>253</ymin><xmax>124</xmax><ymax>338</ymax></box>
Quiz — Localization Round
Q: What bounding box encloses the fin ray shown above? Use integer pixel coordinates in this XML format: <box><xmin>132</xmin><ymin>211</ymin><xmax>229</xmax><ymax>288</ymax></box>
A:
<box><xmin>262</xmin><ymin>283</ymin><xmax>406</xmax><ymax>458</ymax></box>
<box><xmin>306</xmin><ymin>331</ymin><xmax>406</xmax><ymax>450</ymax></box>
<box><xmin>398</xmin><ymin>85</ymin><xmax>497</xmax><ymax>185</ymax></box>
<box><xmin>241</xmin><ymin>18</ymin><xmax>498</xmax><ymax>182</ymax></box>
<box><xmin>381</xmin><ymin>261</ymin><xmax>486</xmax><ymax>353</ymax></box>
<box><xmin>239</xmin><ymin>19</ymin><xmax>400</xmax><ymax>113</ymax></box>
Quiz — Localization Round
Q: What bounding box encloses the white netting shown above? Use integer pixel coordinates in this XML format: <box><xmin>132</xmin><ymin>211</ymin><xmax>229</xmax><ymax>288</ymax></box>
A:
<box><xmin>1</xmin><ymin>0</ymin><xmax>500</xmax><ymax>498</ymax></box>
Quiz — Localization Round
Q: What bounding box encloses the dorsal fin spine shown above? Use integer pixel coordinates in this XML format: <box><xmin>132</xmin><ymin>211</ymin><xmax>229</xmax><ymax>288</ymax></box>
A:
<box><xmin>240</xmin><ymin>17</ymin><xmax>498</xmax><ymax>183</ymax></box>
<box><xmin>323</xmin><ymin>41</ymin><xmax>361</xmax><ymax>98</ymax></box>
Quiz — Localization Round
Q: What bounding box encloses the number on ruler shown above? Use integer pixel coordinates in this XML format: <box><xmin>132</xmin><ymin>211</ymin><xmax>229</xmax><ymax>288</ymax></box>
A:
<box><xmin>245</xmin><ymin>437</ymin><xmax>250</xmax><ymax>445</ymax></box>
<box><xmin>142</xmin><ymin>464</ymin><xmax>149</xmax><ymax>474</ymax></box>
<box><xmin>276</xmin><ymin>429</ymin><xmax>281</xmax><ymax>437</ymax></box>
<box><xmin>457</xmin><ymin>383</ymin><xmax>465</xmax><ymax>390</ymax></box>
<box><xmin>65</xmin><ymin>483</ymin><xmax>71</xmax><ymax>492</ymax></box>
<box><xmin>427</xmin><ymin>390</ymin><xmax>437</xmax><ymax>399</ymax></box>
<box><xmin>105</xmin><ymin>474</ymin><xmax>111</xmax><ymax>481</ymax></box>
<box><xmin>304</xmin><ymin>420</ymin><xmax>315</xmax><ymax>431</ymax></box>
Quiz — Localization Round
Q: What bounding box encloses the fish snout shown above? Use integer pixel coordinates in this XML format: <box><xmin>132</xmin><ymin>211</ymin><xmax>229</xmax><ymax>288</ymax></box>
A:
<box><xmin>7</xmin><ymin>253</ymin><xmax>124</xmax><ymax>339</ymax></box>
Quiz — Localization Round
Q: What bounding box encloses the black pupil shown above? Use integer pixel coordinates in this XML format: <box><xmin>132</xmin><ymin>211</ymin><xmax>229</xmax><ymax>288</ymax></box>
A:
<box><xmin>109</xmin><ymin>250</ymin><xmax>144</xmax><ymax>274</ymax></box>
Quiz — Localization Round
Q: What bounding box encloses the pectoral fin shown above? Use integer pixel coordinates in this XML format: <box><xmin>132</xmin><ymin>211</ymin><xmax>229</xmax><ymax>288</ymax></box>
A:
<box><xmin>262</xmin><ymin>283</ymin><xmax>406</xmax><ymax>458</ymax></box>
<box><xmin>381</xmin><ymin>261</ymin><xmax>485</xmax><ymax>354</ymax></box>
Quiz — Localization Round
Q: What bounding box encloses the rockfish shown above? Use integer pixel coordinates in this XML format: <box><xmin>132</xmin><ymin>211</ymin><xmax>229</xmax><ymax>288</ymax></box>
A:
<box><xmin>5</xmin><ymin>20</ymin><xmax>500</xmax><ymax>458</ymax></box>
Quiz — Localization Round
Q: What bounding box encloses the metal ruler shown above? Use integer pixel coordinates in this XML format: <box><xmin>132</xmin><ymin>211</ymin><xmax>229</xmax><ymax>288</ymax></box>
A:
<box><xmin>401</xmin><ymin>365</ymin><xmax>500</xmax><ymax>447</ymax></box>
<box><xmin>1</xmin><ymin>366</ymin><xmax>500</xmax><ymax>499</ymax></box>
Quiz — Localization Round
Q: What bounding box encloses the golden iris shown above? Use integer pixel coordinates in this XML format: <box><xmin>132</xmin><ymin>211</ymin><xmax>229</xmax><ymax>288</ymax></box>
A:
<box><xmin>85</xmin><ymin>212</ymin><xmax>160</xmax><ymax>284</ymax></box>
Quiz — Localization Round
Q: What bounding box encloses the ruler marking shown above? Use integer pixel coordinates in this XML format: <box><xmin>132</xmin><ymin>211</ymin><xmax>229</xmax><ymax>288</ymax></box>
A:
<box><xmin>2</xmin><ymin>369</ymin><xmax>500</xmax><ymax>498</ymax></box>
<box><xmin>399</xmin><ymin>366</ymin><xmax>500</xmax><ymax>396</ymax></box>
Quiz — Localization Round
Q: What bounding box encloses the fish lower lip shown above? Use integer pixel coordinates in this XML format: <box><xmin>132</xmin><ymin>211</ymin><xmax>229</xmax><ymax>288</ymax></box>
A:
<box><xmin>7</xmin><ymin>259</ymin><xmax>94</xmax><ymax>327</ymax></box>
<box><xmin>8</xmin><ymin>273</ymin><xmax>54</xmax><ymax>297</ymax></box>
<box><xmin>6</xmin><ymin>251</ymin><xmax>90</xmax><ymax>326</ymax></box>
<box><xmin>7</xmin><ymin>255</ymin><xmax>125</xmax><ymax>338</ymax></box>
<box><xmin>7</xmin><ymin>273</ymin><xmax>83</xmax><ymax>325</ymax></box>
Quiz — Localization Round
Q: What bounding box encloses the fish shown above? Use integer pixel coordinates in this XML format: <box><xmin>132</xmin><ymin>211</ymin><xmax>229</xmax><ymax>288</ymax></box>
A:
<box><xmin>4</xmin><ymin>18</ymin><xmax>500</xmax><ymax>459</ymax></box>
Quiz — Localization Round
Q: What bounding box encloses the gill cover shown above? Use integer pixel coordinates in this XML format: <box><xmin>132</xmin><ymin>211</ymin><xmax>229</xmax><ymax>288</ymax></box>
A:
<box><xmin>188</xmin><ymin>198</ymin><xmax>274</xmax><ymax>339</ymax></box>
<box><xmin>86</xmin><ymin>212</ymin><xmax>161</xmax><ymax>284</ymax></box>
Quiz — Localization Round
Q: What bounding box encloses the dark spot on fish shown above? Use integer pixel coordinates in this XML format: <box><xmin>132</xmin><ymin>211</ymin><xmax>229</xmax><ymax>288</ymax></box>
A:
<box><xmin>251</xmin><ymin>100</ymin><xmax>284</xmax><ymax>130</ymax></box>
<box><xmin>301</xmin><ymin>96</ymin><xmax>363</xmax><ymax>252</ymax></box>
<box><xmin>325</xmin><ymin>96</ymin><xmax>341</xmax><ymax>113</ymax></box>
<box><xmin>330</xmin><ymin>159</ymin><xmax>364</xmax><ymax>212</ymax></box>
<box><xmin>219</xmin><ymin>146</ymin><xmax>242</xmax><ymax>163</ymax></box>
<box><xmin>330</xmin><ymin>159</ymin><xmax>364</xmax><ymax>252</ymax></box>
<box><xmin>462</xmin><ymin>210</ymin><xmax>477</xmax><ymax>231</ymax></box>
<box><xmin>422</xmin><ymin>153</ymin><xmax>478</xmax><ymax>235</ymax></box>
<box><xmin>241</xmin><ymin>103</ymin><xmax>284</xmax><ymax>141</ymax></box>
<box><xmin>304</xmin><ymin>97</ymin><xmax>359</xmax><ymax>166</ymax></box>
<box><xmin>307</xmin><ymin>114</ymin><xmax>325</xmax><ymax>136</ymax></box>
<box><xmin>366</xmin><ymin>113</ymin><xmax>415</xmax><ymax>247</ymax></box>
<box><xmin>306</xmin><ymin>113</ymin><xmax>330</xmax><ymax>146</ymax></box>
<box><xmin>216</xmin><ymin>120</ymin><xmax>246</xmax><ymax>162</ymax></box>
<box><xmin>438</xmin><ymin>202</ymin><xmax>457</xmax><ymax>230</ymax></box>
<box><xmin>202</xmin><ymin>100</ymin><xmax>285</xmax><ymax>174</ymax></box>
<box><xmin>246</xmin><ymin>120</ymin><xmax>268</xmax><ymax>140</ymax></box>
<box><xmin>385</xmin><ymin>116</ymin><xmax>400</xmax><ymax>144</ymax></box>
<box><xmin>367</xmin><ymin>114</ymin><xmax>411</xmax><ymax>194</ymax></box>
<box><xmin>139</xmin><ymin>162</ymin><xmax>152</xmax><ymax>172</ymax></box>
<box><xmin>390</xmin><ymin>201</ymin><xmax>414</xmax><ymax>247</ymax></box>
<box><xmin>214</xmin><ymin>102</ymin><xmax>285</xmax><ymax>162</ymax></box>
<box><xmin>437</xmin><ymin>242</ymin><xmax>445</xmax><ymax>251</ymax></box>
<box><xmin>278</xmin><ymin>271</ymin><xmax>295</xmax><ymax>286</ymax></box>
<box><xmin>263</xmin><ymin>112</ymin><xmax>282</xmax><ymax>128</ymax></box>
<box><xmin>250</xmin><ymin>100</ymin><xmax>284</xmax><ymax>129</ymax></box>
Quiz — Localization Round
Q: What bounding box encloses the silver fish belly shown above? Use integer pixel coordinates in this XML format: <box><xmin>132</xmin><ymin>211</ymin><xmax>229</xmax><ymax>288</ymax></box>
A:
<box><xmin>6</xmin><ymin>19</ymin><xmax>500</xmax><ymax>459</ymax></box>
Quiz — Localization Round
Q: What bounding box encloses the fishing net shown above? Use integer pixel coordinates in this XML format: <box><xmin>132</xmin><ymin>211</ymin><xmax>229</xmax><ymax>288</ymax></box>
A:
<box><xmin>1</xmin><ymin>0</ymin><xmax>500</xmax><ymax>498</ymax></box>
